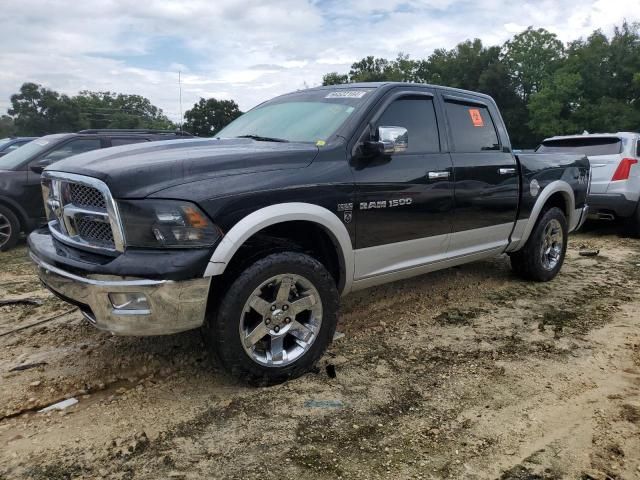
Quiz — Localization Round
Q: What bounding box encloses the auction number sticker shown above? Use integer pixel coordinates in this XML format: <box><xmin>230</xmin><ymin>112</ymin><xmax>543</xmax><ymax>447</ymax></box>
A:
<box><xmin>325</xmin><ymin>90</ymin><xmax>368</xmax><ymax>99</ymax></box>
<box><xmin>468</xmin><ymin>108</ymin><xmax>484</xmax><ymax>127</ymax></box>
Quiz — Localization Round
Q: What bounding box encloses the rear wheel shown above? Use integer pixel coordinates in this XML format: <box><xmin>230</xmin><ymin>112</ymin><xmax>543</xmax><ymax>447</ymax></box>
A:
<box><xmin>204</xmin><ymin>251</ymin><xmax>339</xmax><ymax>385</ymax></box>
<box><xmin>0</xmin><ymin>205</ymin><xmax>20</xmax><ymax>252</ymax></box>
<box><xmin>509</xmin><ymin>207</ymin><xmax>568</xmax><ymax>282</ymax></box>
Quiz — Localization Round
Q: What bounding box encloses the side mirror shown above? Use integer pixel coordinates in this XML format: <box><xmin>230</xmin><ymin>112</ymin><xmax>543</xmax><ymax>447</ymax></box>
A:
<box><xmin>377</xmin><ymin>126</ymin><xmax>409</xmax><ymax>154</ymax></box>
<box><xmin>30</xmin><ymin>159</ymin><xmax>49</xmax><ymax>174</ymax></box>
<box><xmin>360</xmin><ymin>126</ymin><xmax>408</xmax><ymax>158</ymax></box>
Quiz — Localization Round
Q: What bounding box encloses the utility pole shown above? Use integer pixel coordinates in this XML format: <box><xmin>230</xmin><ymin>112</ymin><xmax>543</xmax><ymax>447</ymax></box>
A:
<box><xmin>179</xmin><ymin>71</ymin><xmax>183</xmax><ymax>134</ymax></box>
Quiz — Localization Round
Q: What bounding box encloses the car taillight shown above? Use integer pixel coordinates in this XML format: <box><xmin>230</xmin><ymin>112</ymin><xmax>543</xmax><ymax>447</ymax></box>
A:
<box><xmin>611</xmin><ymin>158</ymin><xmax>638</xmax><ymax>181</ymax></box>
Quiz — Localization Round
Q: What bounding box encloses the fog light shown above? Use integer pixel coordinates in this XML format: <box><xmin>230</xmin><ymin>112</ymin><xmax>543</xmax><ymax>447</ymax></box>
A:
<box><xmin>109</xmin><ymin>292</ymin><xmax>150</xmax><ymax>312</ymax></box>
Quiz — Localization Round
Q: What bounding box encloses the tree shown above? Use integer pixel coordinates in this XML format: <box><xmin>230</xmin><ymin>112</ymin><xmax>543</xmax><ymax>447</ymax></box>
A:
<box><xmin>73</xmin><ymin>91</ymin><xmax>175</xmax><ymax>130</ymax></box>
<box><xmin>501</xmin><ymin>27</ymin><xmax>565</xmax><ymax>102</ymax></box>
<box><xmin>0</xmin><ymin>115</ymin><xmax>15</xmax><ymax>138</ymax></box>
<box><xmin>183</xmin><ymin>98</ymin><xmax>242</xmax><ymax>137</ymax></box>
<box><xmin>6</xmin><ymin>83</ymin><xmax>177</xmax><ymax>135</ymax></box>
<box><xmin>8</xmin><ymin>82</ymin><xmax>85</xmax><ymax>135</ymax></box>
<box><xmin>322</xmin><ymin>72</ymin><xmax>349</xmax><ymax>86</ymax></box>
<box><xmin>528</xmin><ymin>22</ymin><xmax>640</xmax><ymax>137</ymax></box>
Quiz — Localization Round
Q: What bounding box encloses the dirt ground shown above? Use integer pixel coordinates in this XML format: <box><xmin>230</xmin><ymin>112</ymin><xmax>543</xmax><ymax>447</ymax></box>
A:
<box><xmin>1</xmin><ymin>223</ymin><xmax>639</xmax><ymax>480</ymax></box>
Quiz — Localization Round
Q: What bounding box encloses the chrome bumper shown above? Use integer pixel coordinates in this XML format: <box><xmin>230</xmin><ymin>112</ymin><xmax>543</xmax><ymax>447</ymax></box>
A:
<box><xmin>31</xmin><ymin>253</ymin><xmax>211</xmax><ymax>336</ymax></box>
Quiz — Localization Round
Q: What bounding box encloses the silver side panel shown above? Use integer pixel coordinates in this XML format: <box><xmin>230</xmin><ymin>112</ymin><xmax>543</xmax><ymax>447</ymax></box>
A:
<box><xmin>447</xmin><ymin>223</ymin><xmax>512</xmax><ymax>256</ymax></box>
<box><xmin>354</xmin><ymin>223</ymin><xmax>511</xmax><ymax>281</ymax></box>
<box><xmin>203</xmin><ymin>203</ymin><xmax>355</xmax><ymax>295</ymax></box>
<box><xmin>352</xmin><ymin>246</ymin><xmax>504</xmax><ymax>291</ymax></box>
<box><xmin>354</xmin><ymin>233</ymin><xmax>450</xmax><ymax>279</ymax></box>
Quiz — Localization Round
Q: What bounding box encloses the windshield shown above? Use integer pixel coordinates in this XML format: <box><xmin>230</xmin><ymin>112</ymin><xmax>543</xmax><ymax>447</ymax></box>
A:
<box><xmin>0</xmin><ymin>135</ymin><xmax>61</xmax><ymax>170</ymax></box>
<box><xmin>217</xmin><ymin>88</ymin><xmax>374</xmax><ymax>144</ymax></box>
<box><xmin>0</xmin><ymin>138</ymin><xmax>12</xmax><ymax>147</ymax></box>
<box><xmin>536</xmin><ymin>137</ymin><xmax>622</xmax><ymax>156</ymax></box>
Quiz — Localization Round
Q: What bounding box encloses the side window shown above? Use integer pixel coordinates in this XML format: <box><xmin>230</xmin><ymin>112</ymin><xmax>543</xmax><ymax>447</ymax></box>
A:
<box><xmin>41</xmin><ymin>138</ymin><xmax>102</xmax><ymax>163</ymax></box>
<box><xmin>444</xmin><ymin>101</ymin><xmax>500</xmax><ymax>152</ymax></box>
<box><xmin>111</xmin><ymin>137</ymin><xmax>149</xmax><ymax>147</ymax></box>
<box><xmin>637</xmin><ymin>140</ymin><xmax>640</xmax><ymax>157</ymax></box>
<box><xmin>5</xmin><ymin>144</ymin><xmax>21</xmax><ymax>152</ymax></box>
<box><xmin>375</xmin><ymin>96</ymin><xmax>440</xmax><ymax>154</ymax></box>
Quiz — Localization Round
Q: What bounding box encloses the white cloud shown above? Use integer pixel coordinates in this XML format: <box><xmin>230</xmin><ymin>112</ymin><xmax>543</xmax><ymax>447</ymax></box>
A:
<box><xmin>0</xmin><ymin>0</ymin><xmax>638</xmax><ymax>123</ymax></box>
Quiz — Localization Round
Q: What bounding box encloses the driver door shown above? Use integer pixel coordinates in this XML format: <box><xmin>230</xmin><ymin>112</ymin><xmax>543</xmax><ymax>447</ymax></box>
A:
<box><xmin>351</xmin><ymin>90</ymin><xmax>454</xmax><ymax>280</ymax></box>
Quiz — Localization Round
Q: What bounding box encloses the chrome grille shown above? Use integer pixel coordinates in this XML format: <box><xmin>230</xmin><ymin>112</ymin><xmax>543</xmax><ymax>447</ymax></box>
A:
<box><xmin>41</xmin><ymin>172</ymin><xmax>125</xmax><ymax>254</ymax></box>
<box><xmin>75</xmin><ymin>217</ymin><xmax>115</xmax><ymax>246</ymax></box>
<box><xmin>69</xmin><ymin>183</ymin><xmax>106</xmax><ymax>209</ymax></box>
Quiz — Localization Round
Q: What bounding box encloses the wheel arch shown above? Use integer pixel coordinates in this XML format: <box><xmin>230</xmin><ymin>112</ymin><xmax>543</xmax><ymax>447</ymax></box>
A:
<box><xmin>203</xmin><ymin>203</ymin><xmax>354</xmax><ymax>295</ymax></box>
<box><xmin>508</xmin><ymin>180</ymin><xmax>575</xmax><ymax>252</ymax></box>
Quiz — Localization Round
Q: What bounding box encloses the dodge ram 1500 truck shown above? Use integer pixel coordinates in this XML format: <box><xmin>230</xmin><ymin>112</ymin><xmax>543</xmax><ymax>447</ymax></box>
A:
<box><xmin>28</xmin><ymin>83</ymin><xmax>590</xmax><ymax>384</ymax></box>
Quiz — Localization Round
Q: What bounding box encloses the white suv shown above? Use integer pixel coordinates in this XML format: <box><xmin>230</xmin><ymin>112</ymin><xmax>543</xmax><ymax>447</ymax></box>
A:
<box><xmin>537</xmin><ymin>132</ymin><xmax>640</xmax><ymax>234</ymax></box>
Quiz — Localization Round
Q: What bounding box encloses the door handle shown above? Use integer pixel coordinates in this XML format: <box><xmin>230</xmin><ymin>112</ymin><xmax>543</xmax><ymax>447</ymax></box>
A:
<box><xmin>499</xmin><ymin>168</ymin><xmax>516</xmax><ymax>175</ymax></box>
<box><xmin>427</xmin><ymin>171</ymin><xmax>450</xmax><ymax>180</ymax></box>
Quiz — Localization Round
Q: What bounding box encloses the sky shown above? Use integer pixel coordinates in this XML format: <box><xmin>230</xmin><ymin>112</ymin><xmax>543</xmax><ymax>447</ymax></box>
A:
<box><xmin>0</xmin><ymin>0</ymin><xmax>638</xmax><ymax>122</ymax></box>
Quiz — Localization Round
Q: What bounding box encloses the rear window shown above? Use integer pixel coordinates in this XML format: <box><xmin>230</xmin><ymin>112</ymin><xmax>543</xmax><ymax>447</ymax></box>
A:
<box><xmin>536</xmin><ymin>137</ymin><xmax>622</xmax><ymax>156</ymax></box>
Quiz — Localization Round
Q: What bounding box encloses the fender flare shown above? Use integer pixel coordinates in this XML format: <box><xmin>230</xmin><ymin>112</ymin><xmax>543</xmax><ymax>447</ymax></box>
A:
<box><xmin>507</xmin><ymin>180</ymin><xmax>576</xmax><ymax>252</ymax></box>
<box><xmin>203</xmin><ymin>202</ymin><xmax>354</xmax><ymax>295</ymax></box>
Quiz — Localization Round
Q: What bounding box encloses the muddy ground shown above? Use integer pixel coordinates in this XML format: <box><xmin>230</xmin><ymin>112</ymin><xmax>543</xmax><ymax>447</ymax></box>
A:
<box><xmin>1</xmin><ymin>223</ymin><xmax>639</xmax><ymax>480</ymax></box>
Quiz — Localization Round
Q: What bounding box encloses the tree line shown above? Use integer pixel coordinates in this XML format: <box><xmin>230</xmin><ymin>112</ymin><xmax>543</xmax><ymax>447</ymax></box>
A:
<box><xmin>0</xmin><ymin>83</ymin><xmax>243</xmax><ymax>138</ymax></box>
<box><xmin>2</xmin><ymin>22</ymin><xmax>638</xmax><ymax>147</ymax></box>
<box><xmin>323</xmin><ymin>22</ymin><xmax>640</xmax><ymax>147</ymax></box>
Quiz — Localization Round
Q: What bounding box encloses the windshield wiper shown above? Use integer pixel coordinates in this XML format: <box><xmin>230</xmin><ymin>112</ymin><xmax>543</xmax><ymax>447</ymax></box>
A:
<box><xmin>236</xmin><ymin>134</ymin><xmax>289</xmax><ymax>143</ymax></box>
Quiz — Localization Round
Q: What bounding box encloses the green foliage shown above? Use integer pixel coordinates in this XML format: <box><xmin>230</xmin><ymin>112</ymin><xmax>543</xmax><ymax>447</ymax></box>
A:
<box><xmin>6</xmin><ymin>83</ymin><xmax>175</xmax><ymax>136</ymax></box>
<box><xmin>501</xmin><ymin>27</ymin><xmax>565</xmax><ymax>102</ymax></box>
<box><xmin>528</xmin><ymin>21</ymin><xmax>640</xmax><ymax>137</ymax></box>
<box><xmin>183</xmin><ymin>98</ymin><xmax>242</xmax><ymax>137</ymax></box>
<box><xmin>322</xmin><ymin>72</ymin><xmax>349</xmax><ymax>86</ymax></box>
<box><xmin>73</xmin><ymin>91</ymin><xmax>175</xmax><ymax>130</ymax></box>
<box><xmin>9</xmin><ymin>82</ymin><xmax>85</xmax><ymax>135</ymax></box>
<box><xmin>320</xmin><ymin>22</ymin><xmax>640</xmax><ymax>147</ymax></box>
<box><xmin>0</xmin><ymin>115</ymin><xmax>15</xmax><ymax>138</ymax></box>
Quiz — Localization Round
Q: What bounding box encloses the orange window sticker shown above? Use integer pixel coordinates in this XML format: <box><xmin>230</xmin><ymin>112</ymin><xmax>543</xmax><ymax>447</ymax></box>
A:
<box><xmin>468</xmin><ymin>108</ymin><xmax>484</xmax><ymax>127</ymax></box>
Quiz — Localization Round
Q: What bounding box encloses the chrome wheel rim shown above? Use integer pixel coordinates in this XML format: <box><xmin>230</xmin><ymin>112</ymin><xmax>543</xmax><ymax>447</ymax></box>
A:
<box><xmin>239</xmin><ymin>274</ymin><xmax>323</xmax><ymax>367</ymax></box>
<box><xmin>0</xmin><ymin>213</ymin><xmax>11</xmax><ymax>249</ymax></box>
<box><xmin>541</xmin><ymin>219</ymin><xmax>563</xmax><ymax>270</ymax></box>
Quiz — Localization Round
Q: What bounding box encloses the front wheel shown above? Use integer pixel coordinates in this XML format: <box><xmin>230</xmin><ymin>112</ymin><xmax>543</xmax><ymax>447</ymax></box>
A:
<box><xmin>204</xmin><ymin>251</ymin><xmax>339</xmax><ymax>385</ymax></box>
<box><xmin>0</xmin><ymin>205</ymin><xmax>20</xmax><ymax>252</ymax></box>
<box><xmin>509</xmin><ymin>207</ymin><xmax>568</xmax><ymax>282</ymax></box>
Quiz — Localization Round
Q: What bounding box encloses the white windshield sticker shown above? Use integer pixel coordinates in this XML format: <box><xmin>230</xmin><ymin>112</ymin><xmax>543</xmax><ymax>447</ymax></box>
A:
<box><xmin>325</xmin><ymin>90</ymin><xmax>368</xmax><ymax>99</ymax></box>
<box><xmin>35</xmin><ymin>139</ymin><xmax>50</xmax><ymax>146</ymax></box>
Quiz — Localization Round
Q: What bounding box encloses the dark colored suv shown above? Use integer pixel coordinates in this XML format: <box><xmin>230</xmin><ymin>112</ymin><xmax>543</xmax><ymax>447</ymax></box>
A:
<box><xmin>0</xmin><ymin>137</ymin><xmax>36</xmax><ymax>157</ymax></box>
<box><xmin>0</xmin><ymin>129</ymin><xmax>192</xmax><ymax>250</ymax></box>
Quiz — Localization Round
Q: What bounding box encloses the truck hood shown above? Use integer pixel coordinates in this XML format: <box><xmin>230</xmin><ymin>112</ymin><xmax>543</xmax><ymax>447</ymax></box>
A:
<box><xmin>45</xmin><ymin>138</ymin><xmax>319</xmax><ymax>198</ymax></box>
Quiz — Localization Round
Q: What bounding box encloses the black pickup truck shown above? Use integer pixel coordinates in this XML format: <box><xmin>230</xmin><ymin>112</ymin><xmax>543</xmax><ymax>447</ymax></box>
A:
<box><xmin>28</xmin><ymin>83</ymin><xmax>590</xmax><ymax>384</ymax></box>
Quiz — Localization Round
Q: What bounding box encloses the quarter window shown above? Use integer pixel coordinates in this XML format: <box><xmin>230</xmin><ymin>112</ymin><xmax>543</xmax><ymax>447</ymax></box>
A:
<box><xmin>375</xmin><ymin>96</ymin><xmax>440</xmax><ymax>154</ymax></box>
<box><xmin>445</xmin><ymin>101</ymin><xmax>500</xmax><ymax>152</ymax></box>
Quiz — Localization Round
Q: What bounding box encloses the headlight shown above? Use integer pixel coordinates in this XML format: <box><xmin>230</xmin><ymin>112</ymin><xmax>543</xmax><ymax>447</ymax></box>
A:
<box><xmin>118</xmin><ymin>200</ymin><xmax>222</xmax><ymax>248</ymax></box>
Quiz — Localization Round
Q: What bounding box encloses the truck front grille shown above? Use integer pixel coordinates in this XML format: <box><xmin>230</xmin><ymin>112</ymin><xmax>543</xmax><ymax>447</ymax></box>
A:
<box><xmin>69</xmin><ymin>183</ymin><xmax>106</xmax><ymax>209</ymax></box>
<box><xmin>75</xmin><ymin>217</ymin><xmax>115</xmax><ymax>247</ymax></box>
<box><xmin>41</xmin><ymin>172</ymin><xmax>125</xmax><ymax>255</ymax></box>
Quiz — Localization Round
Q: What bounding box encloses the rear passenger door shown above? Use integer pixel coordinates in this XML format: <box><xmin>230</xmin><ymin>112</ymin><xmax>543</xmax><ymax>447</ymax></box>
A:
<box><xmin>443</xmin><ymin>94</ymin><xmax>519</xmax><ymax>255</ymax></box>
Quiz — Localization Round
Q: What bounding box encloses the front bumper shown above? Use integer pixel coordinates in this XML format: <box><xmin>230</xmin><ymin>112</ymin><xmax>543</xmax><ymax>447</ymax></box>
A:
<box><xmin>31</xmin><ymin>252</ymin><xmax>211</xmax><ymax>336</ymax></box>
